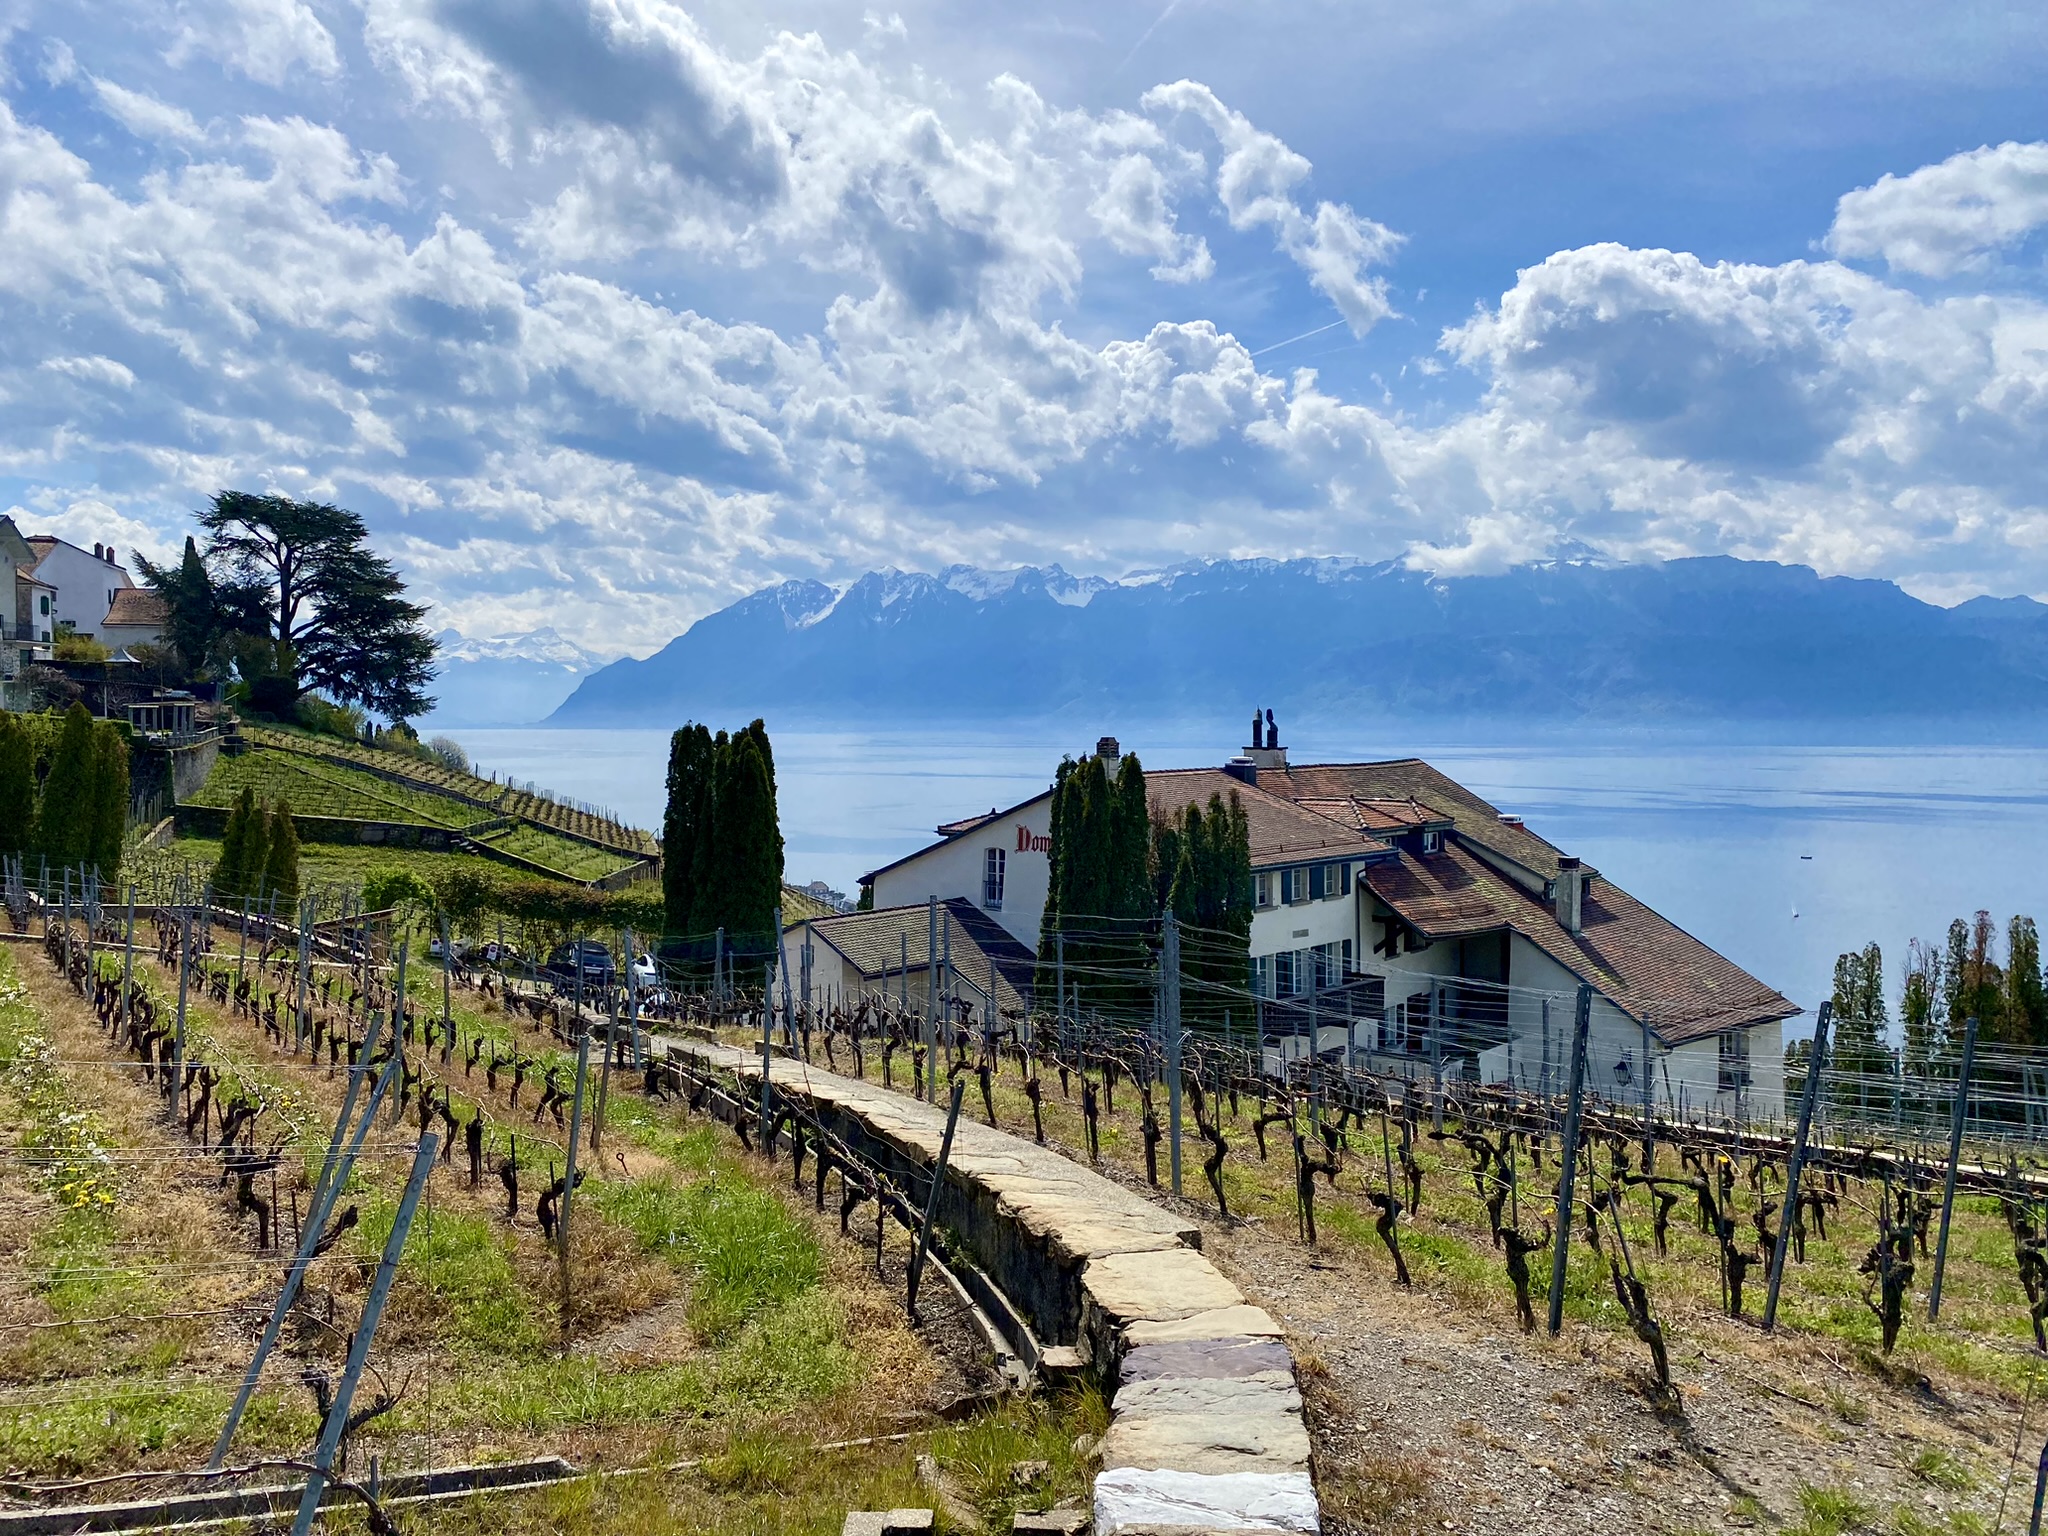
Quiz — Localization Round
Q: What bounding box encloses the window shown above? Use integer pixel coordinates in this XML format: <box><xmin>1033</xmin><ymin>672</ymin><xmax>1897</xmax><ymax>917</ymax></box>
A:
<box><xmin>38</xmin><ymin>595</ymin><xmax>48</xmax><ymax>617</ymax></box>
<box><xmin>1250</xmin><ymin>954</ymin><xmax>1274</xmax><ymax>997</ymax></box>
<box><xmin>1336</xmin><ymin>862</ymin><xmax>1353</xmax><ymax>896</ymax></box>
<box><xmin>1253</xmin><ymin>871</ymin><xmax>1273</xmax><ymax>908</ymax></box>
<box><xmin>1274</xmin><ymin>949</ymin><xmax>1299</xmax><ymax>996</ymax></box>
<box><xmin>982</xmin><ymin>847</ymin><xmax>1005</xmax><ymax>910</ymax></box>
<box><xmin>1420</xmin><ymin>828</ymin><xmax>1441</xmax><ymax>854</ymax></box>
<box><xmin>1282</xmin><ymin>867</ymin><xmax>1310</xmax><ymax>905</ymax></box>
<box><xmin>1718</xmin><ymin>1030</ymin><xmax>1751</xmax><ymax>1092</ymax></box>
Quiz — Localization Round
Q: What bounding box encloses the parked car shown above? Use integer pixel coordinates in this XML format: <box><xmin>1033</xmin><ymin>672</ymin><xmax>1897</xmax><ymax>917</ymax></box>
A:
<box><xmin>628</xmin><ymin>952</ymin><xmax>658</xmax><ymax>990</ymax></box>
<box><xmin>544</xmin><ymin>940</ymin><xmax>615</xmax><ymax>991</ymax></box>
<box><xmin>427</xmin><ymin>934</ymin><xmax>469</xmax><ymax>962</ymax></box>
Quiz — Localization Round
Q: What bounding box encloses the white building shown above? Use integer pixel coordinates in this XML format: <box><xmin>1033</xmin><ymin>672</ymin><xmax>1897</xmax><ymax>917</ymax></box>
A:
<box><xmin>860</xmin><ymin>723</ymin><xmax>1798</xmax><ymax>1119</ymax></box>
<box><xmin>0</xmin><ymin>518</ymin><xmax>53</xmax><ymax>680</ymax></box>
<box><xmin>26</xmin><ymin>535</ymin><xmax>141</xmax><ymax>643</ymax></box>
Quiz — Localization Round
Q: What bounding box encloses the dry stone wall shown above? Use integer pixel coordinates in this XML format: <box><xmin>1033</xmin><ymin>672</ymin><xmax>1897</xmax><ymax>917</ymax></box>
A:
<box><xmin>666</xmin><ymin>1040</ymin><xmax>1318</xmax><ymax>1535</ymax></box>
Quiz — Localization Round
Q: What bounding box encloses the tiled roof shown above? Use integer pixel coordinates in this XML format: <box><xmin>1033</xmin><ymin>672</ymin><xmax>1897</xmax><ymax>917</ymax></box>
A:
<box><xmin>1290</xmin><ymin>795</ymin><xmax>1446</xmax><ymax>835</ymax></box>
<box><xmin>1364</xmin><ymin>841</ymin><xmax>1796</xmax><ymax>1044</ymax></box>
<box><xmin>937</xmin><ymin>810</ymin><xmax>1001</xmax><ymax>836</ymax></box>
<box><xmin>103</xmin><ymin>589</ymin><xmax>166</xmax><ymax>627</ymax></box>
<box><xmin>1145</xmin><ymin>768</ymin><xmax>1382</xmax><ymax>870</ymax></box>
<box><xmin>798</xmin><ymin>898</ymin><xmax>1036</xmax><ymax>1014</ymax></box>
<box><xmin>1273</xmin><ymin>760</ymin><xmax>1568</xmax><ymax>881</ymax></box>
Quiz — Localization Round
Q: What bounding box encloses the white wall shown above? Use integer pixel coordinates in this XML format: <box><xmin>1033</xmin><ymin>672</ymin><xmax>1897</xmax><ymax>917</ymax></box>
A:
<box><xmin>32</xmin><ymin>541</ymin><xmax>132</xmax><ymax>638</ymax></box>
<box><xmin>870</xmin><ymin>795</ymin><xmax>1053</xmax><ymax>950</ymax></box>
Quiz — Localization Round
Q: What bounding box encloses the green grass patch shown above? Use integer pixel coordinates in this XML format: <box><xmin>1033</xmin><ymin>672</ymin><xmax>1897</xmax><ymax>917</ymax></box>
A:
<box><xmin>473</xmin><ymin>823</ymin><xmax>641</xmax><ymax>882</ymax></box>
<box><xmin>191</xmin><ymin>747</ymin><xmax>495</xmax><ymax>829</ymax></box>
<box><xmin>0</xmin><ymin>1378</ymin><xmax>310</xmax><ymax>1475</ymax></box>
<box><xmin>364</xmin><ymin>1199</ymin><xmax>552</xmax><ymax>1357</ymax></box>
<box><xmin>438</xmin><ymin>1356</ymin><xmax>712</xmax><ymax>1435</ymax></box>
<box><xmin>1790</xmin><ymin>1482</ymin><xmax>1877</xmax><ymax>1536</ymax></box>
<box><xmin>591</xmin><ymin>1168</ymin><xmax>821</xmax><ymax>1341</ymax></box>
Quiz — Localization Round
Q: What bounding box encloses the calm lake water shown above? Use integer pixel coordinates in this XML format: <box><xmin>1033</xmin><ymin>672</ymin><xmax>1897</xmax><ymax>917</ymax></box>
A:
<box><xmin>456</xmin><ymin>722</ymin><xmax>2048</xmax><ymax>1028</ymax></box>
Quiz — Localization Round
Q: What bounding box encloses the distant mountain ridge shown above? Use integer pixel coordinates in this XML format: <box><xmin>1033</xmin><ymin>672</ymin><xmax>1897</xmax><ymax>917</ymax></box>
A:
<box><xmin>548</xmin><ymin>557</ymin><xmax>2048</xmax><ymax>727</ymax></box>
<box><xmin>422</xmin><ymin>627</ymin><xmax>612</xmax><ymax>728</ymax></box>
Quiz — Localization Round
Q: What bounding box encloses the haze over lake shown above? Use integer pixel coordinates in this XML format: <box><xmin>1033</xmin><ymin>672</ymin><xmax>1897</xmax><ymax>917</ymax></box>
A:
<box><xmin>455</xmin><ymin>721</ymin><xmax>2048</xmax><ymax>1026</ymax></box>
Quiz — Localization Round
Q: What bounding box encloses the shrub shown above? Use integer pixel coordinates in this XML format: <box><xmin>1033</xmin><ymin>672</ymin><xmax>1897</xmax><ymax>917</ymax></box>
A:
<box><xmin>362</xmin><ymin>865</ymin><xmax>436</xmax><ymax>914</ymax></box>
<box><xmin>424</xmin><ymin>735</ymin><xmax>471</xmax><ymax>774</ymax></box>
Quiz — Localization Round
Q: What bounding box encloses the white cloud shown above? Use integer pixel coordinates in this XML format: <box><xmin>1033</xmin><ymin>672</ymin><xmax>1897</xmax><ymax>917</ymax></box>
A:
<box><xmin>2</xmin><ymin>3</ymin><xmax>2047</xmax><ymax>652</ymax></box>
<box><xmin>169</xmin><ymin>0</ymin><xmax>341</xmax><ymax>85</ymax></box>
<box><xmin>92</xmin><ymin>77</ymin><xmax>204</xmax><ymax>142</ymax></box>
<box><xmin>1827</xmin><ymin>140</ymin><xmax>2048</xmax><ymax>279</ymax></box>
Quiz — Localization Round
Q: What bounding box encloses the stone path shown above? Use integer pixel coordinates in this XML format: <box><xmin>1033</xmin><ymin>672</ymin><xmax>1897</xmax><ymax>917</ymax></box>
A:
<box><xmin>665</xmin><ymin>1040</ymin><xmax>1320</xmax><ymax>1534</ymax></box>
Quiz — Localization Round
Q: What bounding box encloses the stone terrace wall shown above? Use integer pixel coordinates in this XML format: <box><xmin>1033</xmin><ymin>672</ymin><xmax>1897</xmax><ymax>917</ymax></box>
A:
<box><xmin>667</xmin><ymin>1040</ymin><xmax>1318</xmax><ymax>1535</ymax></box>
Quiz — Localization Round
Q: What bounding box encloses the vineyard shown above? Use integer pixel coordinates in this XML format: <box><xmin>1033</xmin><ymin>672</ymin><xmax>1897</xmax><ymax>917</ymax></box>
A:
<box><xmin>0</xmin><ymin>905</ymin><xmax>1096</xmax><ymax>1534</ymax></box>
<box><xmin>186</xmin><ymin>751</ymin><xmax>497</xmax><ymax>831</ymax></box>
<box><xmin>238</xmin><ymin>725</ymin><xmax>657</xmax><ymax>858</ymax></box>
<box><xmin>468</xmin><ymin>824</ymin><xmax>643</xmax><ymax>884</ymax></box>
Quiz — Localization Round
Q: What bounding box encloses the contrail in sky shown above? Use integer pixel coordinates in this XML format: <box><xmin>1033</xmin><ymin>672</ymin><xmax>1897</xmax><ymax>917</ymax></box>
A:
<box><xmin>1111</xmin><ymin>0</ymin><xmax>1181</xmax><ymax>78</ymax></box>
<box><xmin>1250</xmin><ymin>319</ymin><xmax>1346</xmax><ymax>357</ymax></box>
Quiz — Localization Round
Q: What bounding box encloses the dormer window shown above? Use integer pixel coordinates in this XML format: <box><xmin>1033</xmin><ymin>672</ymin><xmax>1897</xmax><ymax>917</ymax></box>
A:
<box><xmin>1420</xmin><ymin>828</ymin><xmax>1441</xmax><ymax>855</ymax></box>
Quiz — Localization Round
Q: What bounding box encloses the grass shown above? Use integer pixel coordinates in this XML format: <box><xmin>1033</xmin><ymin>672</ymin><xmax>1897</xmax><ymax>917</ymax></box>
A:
<box><xmin>1790</xmin><ymin>1483</ymin><xmax>1878</xmax><ymax>1536</ymax></box>
<box><xmin>190</xmin><ymin>748</ymin><xmax>495</xmax><ymax>829</ymax></box>
<box><xmin>591</xmin><ymin>1164</ymin><xmax>823</xmax><ymax>1340</ymax></box>
<box><xmin>475</xmin><ymin>823</ymin><xmax>643</xmax><ymax>882</ymax></box>
<box><xmin>152</xmin><ymin>835</ymin><xmax>533</xmax><ymax>896</ymax></box>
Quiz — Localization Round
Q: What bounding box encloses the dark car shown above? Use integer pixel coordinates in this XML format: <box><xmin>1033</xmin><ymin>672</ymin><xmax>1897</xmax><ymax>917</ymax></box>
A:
<box><xmin>544</xmin><ymin>940</ymin><xmax>615</xmax><ymax>991</ymax></box>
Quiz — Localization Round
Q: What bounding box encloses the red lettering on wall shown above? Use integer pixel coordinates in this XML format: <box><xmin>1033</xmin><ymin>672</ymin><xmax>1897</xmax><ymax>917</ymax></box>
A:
<box><xmin>1015</xmin><ymin>825</ymin><xmax>1049</xmax><ymax>853</ymax></box>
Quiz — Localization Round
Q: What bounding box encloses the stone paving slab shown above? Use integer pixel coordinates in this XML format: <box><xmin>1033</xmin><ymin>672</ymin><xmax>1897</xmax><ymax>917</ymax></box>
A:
<box><xmin>662</xmin><ymin>1038</ymin><xmax>1318</xmax><ymax>1535</ymax></box>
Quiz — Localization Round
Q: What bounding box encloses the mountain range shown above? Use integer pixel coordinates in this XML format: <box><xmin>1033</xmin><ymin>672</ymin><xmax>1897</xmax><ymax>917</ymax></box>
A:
<box><xmin>419</xmin><ymin>627</ymin><xmax>610</xmax><ymax>728</ymax></box>
<box><xmin>540</xmin><ymin>557</ymin><xmax>2048</xmax><ymax>730</ymax></box>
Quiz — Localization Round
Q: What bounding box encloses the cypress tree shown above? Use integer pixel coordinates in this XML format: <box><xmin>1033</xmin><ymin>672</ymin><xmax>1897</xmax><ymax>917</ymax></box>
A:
<box><xmin>699</xmin><ymin>733</ymin><xmax>779</xmax><ymax>967</ymax></box>
<box><xmin>215</xmin><ymin>786</ymin><xmax>257</xmax><ymax>898</ymax></box>
<box><xmin>0</xmin><ymin>715</ymin><xmax>34</xmax><ymax>857</ymax></box>
<box><xmin>686</xmin><ymin>730</ymin><xmax>730</xmax><ymax>937</ymax></box>
<box><xmin>88</xmin><ymin>724</ymin><xmax>129</xmax><ymax>879</ymax></box>
<box><xmin>661</xmin><ymin>723</ymin><xmax>714</xmax><ymax>938</ymax></box>
<box><xmin>2009</xmin><ymin>915</ymin><xmax>2046</xmax><ymax>1047</ymax></box>
<box><xmin>743</xmin><ymin>718</ymin><xmax>784</xmax><ymax>881</ymax></box>
<box><xmin>1033</xmin><ymin>756</ymin><xmax>1077</xmax><ymax>1003</ymax></box>
<box><xmin>34</xmin><ymin>704</ymin><xmax>98</xmax><ymax>872</ymax></box>
<box><xmin>261</xmin><ymin>799</ymin><xmax>300</xmax><ymax>904</ymax></box>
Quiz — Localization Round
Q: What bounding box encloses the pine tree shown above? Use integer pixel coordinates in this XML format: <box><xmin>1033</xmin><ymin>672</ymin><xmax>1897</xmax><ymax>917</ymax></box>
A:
<box><xmin>0</xmin><ymin>715</ymin><xmax>34</xmax><ymax>857</ymax></box>
<box><xmin>260</xmin><ymin>799</ymin><xmax>300</xmax><ymax>904</ymax></box>
<box><xmin>34</xmin><ymin>704</ymin><xmax>98</xmax><ymax>872</ymax></box>
<box><xmin>88</xmin><ymin>724</ymin><xmax>129</xmax><ymax>879</ymax></box>
<box><xmin>1899</xmin><ymin>937</ymin><xmax>1945</xmax><ymax>1065</ymax></box>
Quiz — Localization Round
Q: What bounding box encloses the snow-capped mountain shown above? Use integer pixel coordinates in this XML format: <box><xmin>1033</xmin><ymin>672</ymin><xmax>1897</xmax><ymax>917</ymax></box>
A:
<box><xmin>547</xmin><ymin>557</ymin><xmax>2048</xmax><ymax>728</ymax></box>
<box><xmin>423</xmin><ymin>627</ymin><xmax>613</xmax><ymax>728</ymax></box>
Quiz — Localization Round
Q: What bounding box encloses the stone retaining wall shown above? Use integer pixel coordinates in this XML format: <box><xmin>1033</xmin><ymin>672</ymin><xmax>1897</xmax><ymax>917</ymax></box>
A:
<box><xmin>667</xmin><ymin>1040</ymin><xmax>1318</xmax><ymax>1535</ymax></box>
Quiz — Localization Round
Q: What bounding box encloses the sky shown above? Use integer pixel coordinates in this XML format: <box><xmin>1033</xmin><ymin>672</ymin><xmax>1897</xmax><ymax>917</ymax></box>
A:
<box><xmin>1</xmin><ymin>0</ymin><xmax>2045</xmax><ymax>655</ymax></box>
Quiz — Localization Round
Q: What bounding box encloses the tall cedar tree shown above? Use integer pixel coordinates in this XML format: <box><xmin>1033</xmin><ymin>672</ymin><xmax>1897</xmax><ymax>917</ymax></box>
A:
<box><xmin>34</xmin><ymin>705</ymin><xmax>97</xmax><ymax>871</ymax></box>
<box><xmin>184</xmin><ymin>492</ymin><xmax>437</xmax><ymax>720</ymax></box>
<box><xmin>743</xmin><ymin>719</ymin><xmax>784</xmax><ymax>881</ymax></box>
<box><xmin>261</xmin><ymin>800</ymin><xmax>301</xmax><ymax>904</ymax></box>
<box><xmin>685</xmin><ymin>729</ymin><xmax>730</xmax><ymax>936</ymax></box>
<box><xmin>661</xmin><ymin>723</ymin><xmax>715</xmax><ymax>937</ymax></box>
<box><xmin>1032</xmin><ymin>756</ymin><xmax>1078</xmax><ymax>1005</ymax></box>
<box><xmin>0</xmin><ymin>715</ymin><xmax>32</xmax><ymax>856</ymax></box>
<box><xmin>88</xmin><ymin>724</ymin><xmax>128</xmax><ymax>880</ymax></box>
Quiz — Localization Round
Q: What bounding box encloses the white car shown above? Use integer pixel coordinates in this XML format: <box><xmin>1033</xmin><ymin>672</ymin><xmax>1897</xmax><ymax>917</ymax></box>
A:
<box><xmin>628</xmin><ymin>953</ymin><xmax>659</xmax><ymax>990</ymax></box>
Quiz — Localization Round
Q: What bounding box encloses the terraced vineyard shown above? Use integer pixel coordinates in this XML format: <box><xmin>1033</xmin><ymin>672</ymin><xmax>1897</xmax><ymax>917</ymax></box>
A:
<box><xmin>470</xmin><ymin>822</ymin><xmax>643</xmax><ymax>882</ymax></box>
<box><xmin>187</xmin><ymin>748</ymin><xmax>495</xmax><ymax>829</ymax></box>
<box><xmin>240</xmin><ymin>723</ymin><xmax>654</xmax><ymax>854</ymax></box>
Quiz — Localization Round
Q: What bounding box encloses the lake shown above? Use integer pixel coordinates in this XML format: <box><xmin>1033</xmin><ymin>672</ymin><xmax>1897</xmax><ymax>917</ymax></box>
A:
<box><xmin>454</xmin><ymin>721</ymin><xmax>2048</xmax><ymax>1027</ymax></box>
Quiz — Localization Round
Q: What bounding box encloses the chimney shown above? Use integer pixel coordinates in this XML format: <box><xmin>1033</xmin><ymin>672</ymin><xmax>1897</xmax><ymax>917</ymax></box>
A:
<box><xmin>1554</xmin><ymin>856</ymin><xmax>1583</xmax><ymax>935</ymax></box>
<box><xmin>93</xmin><ymin>542</ymin><xmax>103</xmax><ymax>560</ymax></box>
<box><xmin>1223</xmin><ymin>755</ymin><xmax>1257</xmax><ymax>786</ymax></box>
<box><xmin>106</xmin><ymin>546</ymin><xmax>116</xmax><ymax>564</ymax></box>
<box><xmin>1095</xmin><ymin>736</ymin><xmax>1121</xmax><ymax>762</ymax></box>
<box><xmin>1244</xmin><ymin>705</ymin><xmax>1288</xmax><ymax>772</ymax></box>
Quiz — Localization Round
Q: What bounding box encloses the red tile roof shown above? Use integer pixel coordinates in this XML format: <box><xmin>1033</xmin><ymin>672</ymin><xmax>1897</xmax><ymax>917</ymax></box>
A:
<box><xmin>1144</xmin><ymin>768</ymin><xmax>1382</xmax><ymax>870</ymax></box>
<box><xmin>1365</xmin><ymin>841</ymin><xmax>1795</xmax><ymax>1043</ymax></box>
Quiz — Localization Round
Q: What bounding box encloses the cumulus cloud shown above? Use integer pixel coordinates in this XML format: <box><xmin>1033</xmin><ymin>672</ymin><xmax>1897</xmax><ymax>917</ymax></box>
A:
<box><xmin>2</xmin><ymin>4</ymin><xmax>2046</xmax><ymax>655</ymax></box>
<box><xmin>169</xmin><ymin>0</ymin><xmax>341</xmax><ymax>85</ymax></box>
<box><xmin>1827</xmin><ymin>140</ymin><xmax>2048</xmax><ymax>279</ymax></box>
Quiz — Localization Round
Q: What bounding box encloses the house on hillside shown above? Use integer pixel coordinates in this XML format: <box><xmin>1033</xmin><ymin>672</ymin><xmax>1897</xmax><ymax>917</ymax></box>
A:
<box><xmin>859</xmin><ymin>721</ymin><xmax>1798</xmax><ymax>1118</ymax></box>
<box><xmin>25</xmin><ymin>535</ymin><xmax>153</xmax><ymax>649</ymax></box>
<box><xmin>0</xmin><ymin>518</ymin><xmax>53</xmax><ymax>682</ymax></box>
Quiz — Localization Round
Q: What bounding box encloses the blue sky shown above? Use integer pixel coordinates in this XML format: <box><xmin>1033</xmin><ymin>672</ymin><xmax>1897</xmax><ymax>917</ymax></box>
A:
<box><xmin>2</xmin><ymin>0</ymin><xmax>2044</xmax><ymax>653</ymax></box>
